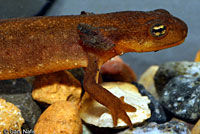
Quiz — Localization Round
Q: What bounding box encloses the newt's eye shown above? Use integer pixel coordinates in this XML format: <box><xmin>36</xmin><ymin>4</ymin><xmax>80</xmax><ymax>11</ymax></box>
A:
<box><xmin>150</xmin><ymin>23</ymin><xmax>167</xmax><ymax>38</ymax></box>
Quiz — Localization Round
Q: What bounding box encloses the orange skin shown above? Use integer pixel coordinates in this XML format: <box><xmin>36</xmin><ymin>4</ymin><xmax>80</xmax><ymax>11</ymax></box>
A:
<box><xmin>0</xmin><ymin>9</ymin><xmax>187</xmax><ymax>127</ymax></box>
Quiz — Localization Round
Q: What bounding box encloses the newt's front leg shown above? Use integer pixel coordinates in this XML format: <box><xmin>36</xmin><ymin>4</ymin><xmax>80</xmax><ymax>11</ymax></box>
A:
<box><xmin>84</xmin><ymin>53</ymin><xmax>136</xmax><ymax>127</ymax></box>
<box><xmin>77</xmin><ymin>24</ymin><xmax>136</xmax><ymax>128</ymax></box>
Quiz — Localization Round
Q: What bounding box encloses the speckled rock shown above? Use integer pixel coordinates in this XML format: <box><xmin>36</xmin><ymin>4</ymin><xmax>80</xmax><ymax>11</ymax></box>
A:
<box><xmin>0</xmin><ymin>98</ymin><xmax>24</xmax><ymax>134</ymax></box>
<box><xmin>0</xmin><ymin>79</ymin><xmax>41</xmax><ymax>129</ymax></box>
<box><xmin>154</xmin><ymin>61</ymin><xmax>200</xmax><ymax>94</ymax></box>
<box><xmin>119</xmin><ymin>120</ymin><xmax>191</xmax><ymax>134</ymax></box>
<box><xmin>132</xmin><ymin>82</ymin><xmax>167</xmax><ymax>123</ymax></box>
<box><xmin>160</xmin><ymin>75</ymin><xmax>200</xmax><ymax>122</ymax></box>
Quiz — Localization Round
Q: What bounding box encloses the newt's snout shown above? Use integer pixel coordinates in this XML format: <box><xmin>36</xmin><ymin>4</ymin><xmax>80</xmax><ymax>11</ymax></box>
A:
<box><xmin>176</xmin><ymin>17</ymin><xmax>188</xmax><ymax>41</ymax></box>
<box><xmin>165</xmin><ymin>16</ymin><xmax>188</xmax><ymax>48</ymax></box>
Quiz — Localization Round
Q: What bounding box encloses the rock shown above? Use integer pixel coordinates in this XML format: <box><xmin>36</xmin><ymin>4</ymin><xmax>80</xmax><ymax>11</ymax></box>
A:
<box><xmin>192</xmin><ymin>119</ymin><xmax>200</xmax><ymax>134</ymax></box>
<box><xmin>82</xmin><ymin>124</ymin><xmax>92</xmax><ymax>134</ymax></box>
<box><xmin>154</xmin><ymin>61</ymin><xmax>200</xmax><ymax>94</ymax></box>
<box><xmin>68</xmin><ymin>68</ymin><xmax>84</xmax><ymax>82</ymax></box>
<box><xmin>32</xmin><ymin>71</ymin><xmax>82</xmax><ymax>105</ymax></box>
<box><xmin>160</xmin><ymin>75</ymin><xmax>200</xmax><ymax>122</ymax></box>
<box><xmin>101</xmin><ymin>56</ymin><xmax>137</xmax><ymax>82</ymax></box>
<box><xmin>0</xmin><ymin>98</ymin><xmax>24</xmax><ymax>134</ymax></box>
<box><xmin>119</xmin><ymin>120</ymin><xmax>191</xmax><ymax>134</ymax></box>
<box><xmin>195</xmin><ymin>50</ymin><xmax>200</xmax><ymax>62</ymax></box>
<box><xmin>171</xmin><ymin>118</ymin><xmax>194</xmax><ymax>131</ymax></box>
<box><xmin>24</xmin><ymin>76</ymin><xmax>35</xmax><ymax>85</ymax></box>
<box><xmin>138</xmin><ymin>65</ymin><xmax>159</xmax><ymax>98</ymax></box>
<box><xmin>0</xmin><ymin>79</ymin><xmax>41</xmax><ymax>129</ymax></box>
<box><xmin>1</xmin><ymin>94</ymin><xmax>41</xmax><ymax>129</ymax></box>
<box><xmin>80</xmin><ymin>82</ymin><xmax>151</xmax><ymax>128</ymax></box>
<box><xmin>0</xmin><ymin>79</ymin><xmax>32</xmax><ymax>94</ymax></box>
<box><xmin>132</xmin><ymin>82</ymin><xmax>167</xmax><ymax>123</ymax></box>
<box><xmin>34</xmin><ymin>101</ymin><xmax>82</xmax><ymax>134</ymax></box>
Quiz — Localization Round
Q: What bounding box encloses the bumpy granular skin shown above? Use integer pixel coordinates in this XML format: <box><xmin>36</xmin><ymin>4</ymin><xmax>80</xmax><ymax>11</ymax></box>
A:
<box><xmin>0</xmin><ymin>9</ymin><xmax>187</xmax><ymax>80</ymax></box>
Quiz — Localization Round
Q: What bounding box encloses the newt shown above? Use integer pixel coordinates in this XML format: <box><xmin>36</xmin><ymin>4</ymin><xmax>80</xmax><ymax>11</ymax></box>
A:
<box><xmin>0</xmin><ymin>9</ymin><xmax>187</xmax><ymax>128</ymax></box>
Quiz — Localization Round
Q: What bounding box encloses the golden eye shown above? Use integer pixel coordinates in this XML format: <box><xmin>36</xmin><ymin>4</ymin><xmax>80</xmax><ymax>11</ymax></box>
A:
<box><xmin>150</xmin><ymin>24</ymin><xmax>167</xmax><ymax>37</ymax></box>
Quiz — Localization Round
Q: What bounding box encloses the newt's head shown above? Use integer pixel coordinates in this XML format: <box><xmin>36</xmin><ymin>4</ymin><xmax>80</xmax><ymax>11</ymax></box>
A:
<box><xmin>106</xmin><ymin>9</ymin><xmax>188</xmax><ymax>53</ymax></box>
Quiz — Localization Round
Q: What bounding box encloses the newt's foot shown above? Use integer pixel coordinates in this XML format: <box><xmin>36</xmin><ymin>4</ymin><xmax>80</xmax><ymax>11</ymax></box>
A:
<box><xmin>109</xmin><ymin>96</ymin><xmax>136</xmax><ymax>128</ymax></box>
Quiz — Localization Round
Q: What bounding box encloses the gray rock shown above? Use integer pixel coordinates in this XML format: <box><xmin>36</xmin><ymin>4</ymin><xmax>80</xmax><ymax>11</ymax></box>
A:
<box><xmin>0</xmin><ymin>79</ymin><xmax>41</xmax><ymax>129</ymax></box>
<box><xmin>154</xmin><ymin>61</ymin><xmax>200</xmax><ymax>94</ymax></box>
<box><xmin>0</xmin><ymin>79</ymin><xmax>32</xmax><ymax>93</ymax></box>
<box><xmin>119</xmin><ymin>120</ymin><xmax>191</xmax><ymax>134</ymax></box>
<box><xmin>132</xmin><ymin>82</ymin><xmax>167</xmax><ymax>123</ymax></box>
<box><xmin>160</xmin><ymin>75</ymin><xmax>200</xmax><ymax>122</ymax></box>
<box><xmin>69</xmin><ymin>68</ymin><xmax>84</xmax><ymax>82</ymax></box>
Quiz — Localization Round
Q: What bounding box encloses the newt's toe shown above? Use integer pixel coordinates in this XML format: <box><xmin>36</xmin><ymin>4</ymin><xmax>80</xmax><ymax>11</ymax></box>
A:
<box><xmin>120</xmin><ymin>96</ymin><xmax>136</xmax><ymax>112</ymax></box>
<box><xmin>119</xmin><ymin>110</ymin><xmax>133</xmax><ymax>128</ymax></box>
<box><xmin>110</xmin><ymin>109</ymin><xmax>118</xmax><ymax>127</ymax></box>
<box><xmin>109</xmin><ymin>97</ymin><xmax>136</xmax><ymax>128</ymax></box>
<box><xmin>110</xmin><ymin>107</ymin><xmax>133</xmax><ymax>128</ymax></box>
<box><xmin>123</xmin><ymin>102</ymin><xmax>137</xmax><ymax>112</ymax></box>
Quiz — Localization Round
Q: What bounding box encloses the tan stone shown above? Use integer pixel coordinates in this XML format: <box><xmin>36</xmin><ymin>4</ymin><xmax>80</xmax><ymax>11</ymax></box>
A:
<box><xmin>80</xmin><ymin>82</ymin><xmax>151</xmax><ymax>128</ymax></box>
<box><xmin>32</xmin><ymin>71</ymin><xmax>82</xmax><ymax>105</ymax></box>
<box><xmin>138</xmin><ymin>65</ymin><xmax>159</xmax><ymax>98</ymax></box>
<box><xmin>195</xmin><ymin>50</ymin><xmax>200</xmax><ymax>62</ymax></box>
<box><xmin>192</xmin><ymin>119</ymin><xmax>200</xmax><ymax>134</ymax></box>
<box><xmin>0</xmin><ymin>98</ymin><xmax>24</xmax><ymax>133</ymax></box>
<box><xmin>34</xmin><ymin>101</ymin><xmax>82</xmax><ymax>134</ymax></box>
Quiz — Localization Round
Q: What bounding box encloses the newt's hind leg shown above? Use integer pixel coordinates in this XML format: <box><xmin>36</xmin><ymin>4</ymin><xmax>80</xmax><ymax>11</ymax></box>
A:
<box><xmin>77</xmin><ymin>23</ymin><xmax>136</xmax><ymax>128</ymax></box>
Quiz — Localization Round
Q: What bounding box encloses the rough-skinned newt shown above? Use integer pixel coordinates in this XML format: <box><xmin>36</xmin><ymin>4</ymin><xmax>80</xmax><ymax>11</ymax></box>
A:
<box><xmin>0</xmin><ymin>9</ymin><xmax>187</xmax><ymax>128</ymax></box>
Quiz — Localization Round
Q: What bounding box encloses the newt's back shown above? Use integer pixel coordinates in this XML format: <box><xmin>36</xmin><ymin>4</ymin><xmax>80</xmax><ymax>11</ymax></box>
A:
<box><xmin>0</xmin><ymin>16</ymin><xmax>88</xmax><ymax>79</ymax></box>
<box><xmin>0</xmin><ymin>9</ymin><xmax>187</xmax><ymax>80</ymax></box>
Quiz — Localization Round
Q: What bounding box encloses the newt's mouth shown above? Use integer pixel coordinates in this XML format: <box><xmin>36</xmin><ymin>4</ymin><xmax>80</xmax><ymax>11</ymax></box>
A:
<box><xmin>158</xmin><ymin>39</ymin><xmax>185</xmax><ymax>51</ymax></box>
<box><xmin>139</xmin><ymin>39</ymin><xmax>186</xmax><ymax>52</ymax></box>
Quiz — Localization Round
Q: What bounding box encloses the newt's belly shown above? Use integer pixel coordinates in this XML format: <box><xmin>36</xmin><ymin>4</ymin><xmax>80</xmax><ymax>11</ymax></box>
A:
<box><xmin>0</xmin><ymin>28</ymin><xmax>88</xmax><ymax>79</ymax></box>
<box><xmin>0</xmin><ymin>41</ymin><xmax>88</xmax><ymax>80</ymax></box>
<box><xmin>0</xmin><ymin>24</ymin><xmax>89</xmax><ymax>80</ymax></box>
